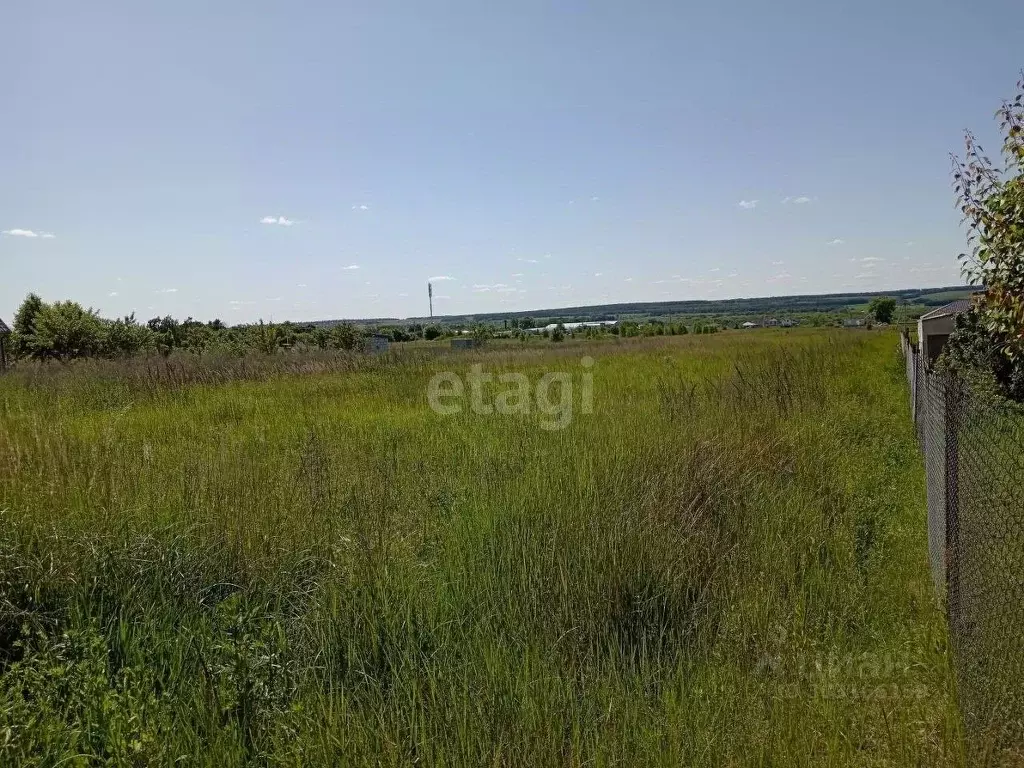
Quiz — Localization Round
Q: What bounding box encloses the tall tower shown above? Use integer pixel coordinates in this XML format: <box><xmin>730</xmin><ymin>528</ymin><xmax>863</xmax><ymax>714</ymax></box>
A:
<box><xmin>428</xmin><ymin>282</ymin><xmax>433</xmax><ymax>318</ymax></box>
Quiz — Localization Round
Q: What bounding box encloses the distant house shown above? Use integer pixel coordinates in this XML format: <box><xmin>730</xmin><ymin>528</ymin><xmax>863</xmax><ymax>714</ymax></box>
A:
<box><xmin>525</xmin><ymin>320</ymin><xmax>618</xmax><ymax>334</ymax></box>
<box><xmin>0</xmin><ymin>318</ymin><xmax>9</xmax><ymax>370</ymax></box>
<box><xmin>780</xmin><ymin>319</ymin><xmax>797</xmax><ymax>328</ymax></box>
<box><xmin>451</xmin><ymin>338</ymin><xmax>482</xmax><ymax>350</ymax></box>
<box><xmin>763</xmin><ymin>318</ymin><xmax>780</xmax><ymax>327</ymax></box>
<box><xmin>842</xmin><ymin>318</ymin><xmax>865</xmax><ymax>328</ymax></box>
<box><xmin>365</xmin><ymin>334</ymin><xmax>390</xmax><ymax>354</ymax></box>
<box><xmin>741</xmin><ymin>321</ymin><xmax>758</xmax><ymax>329</ymax></box>
<box><xmin>918</xmin><ymin>299</ymin><xmax>972</xmax><ymax>367</ymax></box>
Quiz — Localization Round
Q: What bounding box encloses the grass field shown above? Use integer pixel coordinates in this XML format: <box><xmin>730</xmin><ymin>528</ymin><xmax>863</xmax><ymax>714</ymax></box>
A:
<box><xmin>0</xmin><ymin>330</ymin><xmax>963</xmax><ymax>765</ymax></box>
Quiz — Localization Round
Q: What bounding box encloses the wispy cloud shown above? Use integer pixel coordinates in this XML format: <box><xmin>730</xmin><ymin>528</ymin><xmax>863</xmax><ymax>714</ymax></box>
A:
<box><xmin>738</xmin><ymin>200</ymin><xmax>758</xmax><ymax>209</ymax></box>
<box><xmin>594</xmin><ymin>272</ymin><xmax>603</xmax><ymax>277</ymax></box>
<box><xmin>351</xmin><ymin>204</ymin><xmax>370</xmax><ymax>211</ymax></box>
<box><xmin>155</xmin><ymin>288</ymin><xmax>178</xmax><ymax>294</ymax></box>
<box><xmin>342</xmin><ymin>264</ymin><xmax>360</xmax><ymax>270</ymax></box>
<box><xmin>2</xmin><ymin>228</ymin><xmax>55</xmax><ymax>238</ymax></box>
<box><xmin>709</xmin><ymin>267</ymin><xmax>720</xmax><ymax>273</ymax></box>
<box><xmin>782</xmin><ymin>196</ymin><xmax>813</xmax><ymax>204</ymax></box>
<box><xmin>624</xmin><ymin>277</ymin><xmax>633</xmax><ymax>282</ymax></box>
<box><xmin>297</xmin><ymin>283</ymin><xmax>308</xmax><ymax>288</ymax></box>
<box><xmin>591</xmin><ymin>196</ymin><xmax>600</xmax><ymax>201</ymax></box>
<box><xmin>860</xmin><ymin>256</ymin><xmax>884</xmax><ymax>263</ymax></box>
<box><xmin>428</xmin><ymin>275</ymin><xmax>455</xmax><ymax>282</ymax></box>
<box><xmin>768</xmin><ymin>272</ymin><xmax>792</xmax><ymax>282</ymax></box>
<box><xmin>473</xmin><ymin>283</ymin><xmax>508</xmax><ymax>292</ymax></box>
<box><xmin>827</xmin><ymin>238</ymin><xmax>845</xmax><ymax>245</ymax></box>
<box><xmin>517</xmin><ymin>257</ymin><xmax>539</xmax><ymax>264</ymax></box>
<box><xmin>772</xmin><ymin>260</ymin><xmax>785</xmax><ymax>266</ymax></box>
<box><xmin>108</xmin><ymin>291</ymin><xmax>119</xmax><ymax>297</ymax></box>
<box><xmin>260</xmin><ymin>216</ymin><xmax>296</xmax><ymax>226</ymax></box>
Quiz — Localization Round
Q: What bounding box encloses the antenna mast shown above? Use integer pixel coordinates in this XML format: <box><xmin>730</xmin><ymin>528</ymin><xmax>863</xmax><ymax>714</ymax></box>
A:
<box><xmin>428</xmin><ymin>282</ymin><xmax>433</xmax><ymax>318</ymax></box>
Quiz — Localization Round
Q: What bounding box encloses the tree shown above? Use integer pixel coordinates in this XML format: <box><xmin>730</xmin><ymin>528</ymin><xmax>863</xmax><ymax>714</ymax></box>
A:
<box><xmin>104</xmin><ymin>314</ymin><xmax>153</xmax><ymax>357</ymax></box>
<box><xmin>868</xmin><ymin>296</ymin><xmax>896</xmax><ymax>324</ymax></box>
<box><xmin>423</xmin><ymin>325</ymin><xmax>442</xmax><ymax>341</ymax></box>
<box><xmin>10</xmin><ymin>293</ymin><xmax>45</xmax><ymax>357</ymax></box>
<box><xmin>951</xmin><ymin>74</ymin><xmax>1024</xmax><ymax>382</ymax></box>
<box><xmin>332</xmin><ymin>323</ymin><xmax>359</xmax><ymax>351</ymax></box>
<box><xmin>32</xmin><ymin>301</ymin><xmax>104</xmax><ymax>359</ymax></box>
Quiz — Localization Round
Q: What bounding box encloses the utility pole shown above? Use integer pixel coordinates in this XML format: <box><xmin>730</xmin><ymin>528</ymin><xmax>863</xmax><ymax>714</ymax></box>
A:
<box><xmin>428</xmin><ymin>282</ymin><xmax>433</xmax><ymax>318</ymax></box>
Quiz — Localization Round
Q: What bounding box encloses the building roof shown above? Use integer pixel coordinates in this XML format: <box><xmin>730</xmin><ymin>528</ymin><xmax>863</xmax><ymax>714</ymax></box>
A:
<box><xmin>919</xmin><ymin>299</ymin><xmax>973</xmax><ymax>321</ymax></box>
<box><xmin>0</xmin><ymin>318</ymin><xmax>10</xmax><ymax>335</ymax></box>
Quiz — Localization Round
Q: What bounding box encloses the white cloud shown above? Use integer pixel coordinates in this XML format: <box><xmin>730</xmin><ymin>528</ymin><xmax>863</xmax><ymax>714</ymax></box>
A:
<box><xmin>155</xmin><ymin>288</ymin><xmax>178</xmax><ymax>294</ymax></box>
<box><xmin>297</xmin><ymin>283</ymin><xmax>307</xmax><ymax>288</ymax></box>
<box><xmin>591</xmin><ymin>196</ymin><xmax>600</xmax><ymax>201</ymax></box>
<box><xmin>517</xmin><ymin>257</ymin><xmax>539</xmax><ymax>263</ymax></box>
<box><xmin>428</xmin><ymin>275</ymin><xmax>455</xmax><ymax>281</ymax></box>
<box><xmin>772</xmin><ymin>260</ymin><xmax>785</xmax><ymax>266</ymax></box>
<box><xmin>782</xmin><ymin>196</ymin><xmax>812</xmax><ymax>204</ymax></box>
<box><xmin>768</xmin><ymin>272</ymin><xmax>792</xmax><ymax>282</ymax></box>
<box><xmin>860</xmin><ymin>256</ymin><xmax>884</xmax><ymax>263</ymax></box>
<box><xmin>108</xmin><ymin>291</ymin><xmax>119</xmax><ymax>297</ymax></box>
<box><xmin>342</xmin><ymin>264</ymin><xmax>360</xmax><ymax>270</ymax></box>
<box><xmin>594</xmin><ymin>272</ymin><xmax>603</xmax><ymax>277</ymax></box>
<box><xmin>260</xmin><ymin>216</ymin><xmax>295</xmax><ymax>226</ymax></box>
<box><xmin>624</xmin><ymin>277</ymin><xmax>633</xmax><ymax>282</ymax></box>
<box><xmin>2</xmin><ymin>228</ymin><xmax>55</xmax><ymax>238</ymax></box>
<box><xmin>738</xmin><ymin>200</ymin><xmax>758</xmax><ymax>209</ymax></box>
<box><xmin>511</xmin><ymin>272</ymin><xmax>524</xmax><ymax>278</ymax></box>
<box><xmin>351</xmin><ymin>204</ymin><xmax>370</xmax><ymax>211</ymax></box>
<box><xmin>473</xmin><ymin>283</ymin><xmax>508</xmax><ymax>292</ymax></box>
<box><xmin>709</xmin><ymin>267</ymin><xmax>720</xmax><ymax>273</ymax></box>
<box><xmin>827</xmin><ymin>238</ymin><xmax>845</xmax><ymax>245</ymax></box>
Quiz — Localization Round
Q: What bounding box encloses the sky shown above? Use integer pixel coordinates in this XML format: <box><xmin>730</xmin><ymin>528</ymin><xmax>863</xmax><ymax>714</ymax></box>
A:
<box><xmin>2</xmin><ymin>1</ymin><xmax>1022</xmax><ymax>323</ymax></box>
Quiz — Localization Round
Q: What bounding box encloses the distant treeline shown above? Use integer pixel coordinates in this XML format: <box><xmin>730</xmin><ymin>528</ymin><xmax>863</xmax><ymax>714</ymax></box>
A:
<box><xmin>319</xmin><ymin>286</ymin><xmax>977</xmax><ymax>327</ymax></box>
<box><xmin>2</xmin><ymin>294</ymin><xmax>732</xmax><ymax>363</ymax></box>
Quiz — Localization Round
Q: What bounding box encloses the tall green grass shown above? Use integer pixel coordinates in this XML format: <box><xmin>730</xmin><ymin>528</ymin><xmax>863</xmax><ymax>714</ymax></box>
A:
<box><xmin>0</xmin><ymin>331</ymin><xmax>962</xmax><ymax>765</ymax></box>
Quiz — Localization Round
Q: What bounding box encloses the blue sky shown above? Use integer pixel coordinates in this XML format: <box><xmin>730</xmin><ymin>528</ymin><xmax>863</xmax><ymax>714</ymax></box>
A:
<box><xmin>2</xmin><ymin>1</ymin><xmax>1021</xmax><ymax>323</ymax></box>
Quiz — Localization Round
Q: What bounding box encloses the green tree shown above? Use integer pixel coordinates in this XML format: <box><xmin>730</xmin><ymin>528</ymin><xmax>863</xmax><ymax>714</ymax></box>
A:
<box><xmin>952</xmin><ymin>74</ymin><xmax>1024</xmax><ymax>377</ymax></box>
<box><xmin>868</xmin><ymin>296</ymin><xmax>896</xmax><ymax>324</ymax></box>
<box><xmin>104</xmin><ymin>314</ymin><xmax>153</xmax><ymax>357</ymax></box>
<box><xmin>32</xmin><ymin>301</ymin><xmax>104</xmax><ymax>359</ymax></box>
<box><xmin>10</xmin><ymin>293</ymin><xmax>45</xmax><ymax>357</ymax></box>
<box><xmin>332</xmin><ymin>323</ymin><xmax>359</xmax><ymax>351</ymax></box>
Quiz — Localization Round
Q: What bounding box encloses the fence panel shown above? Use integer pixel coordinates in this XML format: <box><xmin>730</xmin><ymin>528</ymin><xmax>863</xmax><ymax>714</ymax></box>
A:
<box><xmin>900</xmin><ymin>333</ymin><xmax>1024</xmax><ymax>755</ymax></box>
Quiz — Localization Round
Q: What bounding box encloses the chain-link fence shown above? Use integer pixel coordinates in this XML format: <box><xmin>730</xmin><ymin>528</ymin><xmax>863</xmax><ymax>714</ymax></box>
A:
<box><xmin>901</xmin><ymin>333</ymin><xmax>1024</xmax><ymax>757</ymax></box>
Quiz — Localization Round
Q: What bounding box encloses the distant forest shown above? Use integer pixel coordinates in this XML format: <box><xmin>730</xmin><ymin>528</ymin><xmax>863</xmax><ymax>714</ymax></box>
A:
<box><xmin>310</xmin><ymin>285</ymin><xmax>978</xmax><ymax>327</ymax></box>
